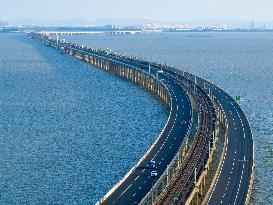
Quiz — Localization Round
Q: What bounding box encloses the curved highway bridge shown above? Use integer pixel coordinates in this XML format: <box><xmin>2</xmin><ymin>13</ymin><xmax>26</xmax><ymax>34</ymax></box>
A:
<box><xmin>28</xmin><ymin>32</ymin><xmax>254</xmax><ymax>205</ymax></box>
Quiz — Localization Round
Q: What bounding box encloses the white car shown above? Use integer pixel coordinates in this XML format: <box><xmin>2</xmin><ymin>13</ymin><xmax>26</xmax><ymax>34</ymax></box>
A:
<box><xmin>150</xmin><ymin>171</ymin><xmax>158</xmax><ymax>177</ymax></box>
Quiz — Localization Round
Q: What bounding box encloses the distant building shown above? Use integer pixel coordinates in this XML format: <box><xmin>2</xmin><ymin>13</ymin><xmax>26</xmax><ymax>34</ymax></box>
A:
<box><xmin>143</xmin><ymin>22</ymin><xmax>193</xmax><ymax>30</ymax></box>
<box><xmin>214</xmin><ymin>22</ymin><xmax>231</xmax><ymax>30</ymax></box>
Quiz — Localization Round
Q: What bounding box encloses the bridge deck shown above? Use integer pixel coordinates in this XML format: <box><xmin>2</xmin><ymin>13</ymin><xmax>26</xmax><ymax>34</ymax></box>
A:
<box><xmin>179</xmin><ymin>72</ymin><xmax>253</xmax><ymax>205</ymax></box>
<box><xmin>102</xmin><ymin>71</ymin><xmax>192</xmax><ymax>204</ymax></box>
<box><xmin>28</xmin><ymin>32</ymin><xmax>254</xmax><ymax>205</ymax></box>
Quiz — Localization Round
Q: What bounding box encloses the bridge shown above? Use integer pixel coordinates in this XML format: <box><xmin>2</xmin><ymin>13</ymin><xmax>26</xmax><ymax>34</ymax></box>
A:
<box><xmin>39</xmin><ymin>30</ymin><xmax>144</xmax><ymax>36</ymax></box>
<box><xmin>28</xmin><ymin>32</ymin><xmax>254</xmax><ymax>205</ymax></box>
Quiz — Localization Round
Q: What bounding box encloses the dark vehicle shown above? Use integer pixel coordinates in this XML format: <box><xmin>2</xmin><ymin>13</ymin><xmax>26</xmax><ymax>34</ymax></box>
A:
<box><xmin>146</xmin><ymin>160</ymin><xmax>156</xmax><ymax>169</ymax></box>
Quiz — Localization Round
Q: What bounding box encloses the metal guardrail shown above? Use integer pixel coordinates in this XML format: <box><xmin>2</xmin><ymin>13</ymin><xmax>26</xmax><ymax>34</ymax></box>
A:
<box><xmin>28</xmin><ymin>32</ymin><xmax>181</xmax><ymax>204</ymax></box>
<box><xmin>28</xmin><ymin>32</ymin><xmax>253</xmax><ymax>205</ymax></box>
<box><xmin>139</xmin><ymin>70</ymin><xmax>218</xmax><ymax>205</ymax></box>
<box><xmin>96</xmin><ymin>79</ymin><xmax>172</xmax><ymax>205</ymax></box>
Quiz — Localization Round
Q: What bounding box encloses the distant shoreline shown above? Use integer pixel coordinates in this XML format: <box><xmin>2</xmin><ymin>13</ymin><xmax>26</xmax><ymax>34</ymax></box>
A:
<box><xmin>1</xmin><ymin>27</ymin><xmax>273</xmax><ymax>34</ymax></box>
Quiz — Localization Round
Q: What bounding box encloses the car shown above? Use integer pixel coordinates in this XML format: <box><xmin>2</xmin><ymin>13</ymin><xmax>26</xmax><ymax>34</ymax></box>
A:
<box><xmin>150</xmin><ymin>171</ymin><xmax>158</xmax><ymax>177</ymax></box>
<box><xmin>146</xmin><ymin>160</ymin><xmax>156</xmax><ymax>169</ymax></box>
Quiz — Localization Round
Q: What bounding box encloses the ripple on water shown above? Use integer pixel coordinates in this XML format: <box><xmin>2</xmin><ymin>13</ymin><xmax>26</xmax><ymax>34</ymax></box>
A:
<box><xmin>0</xmin><ymin>34</ymin><xmax>168</xmax><ymax>204</ymax></box>
<box><xmin>63</xmin><ymin>32</ymin><xmax>273</xmax><ymax>204</ymax></box>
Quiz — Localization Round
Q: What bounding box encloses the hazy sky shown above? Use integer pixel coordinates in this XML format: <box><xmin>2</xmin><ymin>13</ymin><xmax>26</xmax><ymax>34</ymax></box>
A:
<box><xmin>1</xmin><ymin>0</ymin><xmax>273</xmax><ymax>21</ymax></box>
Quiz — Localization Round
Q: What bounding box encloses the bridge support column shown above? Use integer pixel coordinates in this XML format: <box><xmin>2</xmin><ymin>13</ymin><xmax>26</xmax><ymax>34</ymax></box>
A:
<box><xmin>99</xmin><ymin>58</ymin><xmax>102</xmax><ymax>68</ymax></box>
<box><xmin>142</xmin><ymin>73</ymin><xmax>145</xmax><ymax>87</ymax></box>
<box><xmin>131</xmin><ymin>69</ymin><xmax>134</xmax><ymax>82</ymax></box>
<box><xmin>144</xmin><ymin>74</ymin><xmax>147</xmax><ymax>89</ymax></box>
<box><xmin>126</xmin><ymin>67</ymin><xmax>129</xmax><ymax>79</ymax></box>
<box><xmin>87</xmin><ymin>55</ymin><xmax>90</xmax><ymax>63</ymax></box>
<box><xmin>159</xmin><ymin>84</ymin><xmax>162</xmax><ymax>100</ymax></box>
<box><xmin>133</xmin><ymin>70</ymin><xmax>136</xmax><ymax>83</ymax></box>
<box><xmin>121</xmin><ymin>66</ymin><xmax>124</xmax><ymax>77</ymax></box>
<box><xmin>101</xmin><ymin>59</ymin><xmax>105</xmax><ymax>69</ymax></box>
<box><xmin>128</xmin><ymin>68</ymin><xmax>131</xmax><ymax>80</ymax></box>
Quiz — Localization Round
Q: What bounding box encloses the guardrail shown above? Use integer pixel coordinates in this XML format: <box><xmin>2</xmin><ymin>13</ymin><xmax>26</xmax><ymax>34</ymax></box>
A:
<box><xmin>30</xmin><ymin>32</ymin><xmax>213</xmax><ymax>205</ymax></box>
<box><xmin>28</xmin><ymin>32</ymin><xmax>190</xmax><ymax>205</ymax></box>
<box><xmin>96</xmin><ymin>79</ymin><xmax>172</xmax><ymax>205</ymax></box>
<box><xmin>70</xmin><ymin>47</ymin><xmax>175</xmax><ymax>204</ymax></box>
<box><xmin>28</xmin><ymin>32</ymin><xmax>253</xmax><ymax>205</ymax></box>
<box><xmin>245</xmin><ymin>135</ymin><xmax>255</xmax><ymax>205</ymax></box>
<box><xmin>138</xmin><ymin>69</ymin><xmax>217</xmax><ymax>205</ymax></box>
<box><xmin>181</xmin><ymin>72</ymin><xmax>254</xmax><ymax>205</ymax></box>
<box><xmin>173</xmin><ymin>70</ymin><xmax>229</xmax><ymax>205</ymax></box>
<box><xmin>139</xmin><ymin>85</ymin><xmax>195</xmax><ymax>204</ymax></box>
<box><xmin>142</xmin><ymin>67</ymin><xmax>229</xmax><ymax>205</ymax></box>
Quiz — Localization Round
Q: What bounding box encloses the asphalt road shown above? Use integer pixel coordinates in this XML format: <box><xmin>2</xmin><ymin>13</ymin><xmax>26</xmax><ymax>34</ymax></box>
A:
<box><xmin>206</xmin><ymin>85</ymin><xmax>253</xmax><ymax>205</ymax></box>
<box><xmin>70</xmin><ymin>45</ymin><xmax>253</xmax><ymax>205</ymax></box>
<box><xmin>54</xmin><ymin>44</ymin><xmax>194</xmax><ymax>205</ymax></box>
<box><xmin>30</xmin><ymin>33</ymin><xmax>253</xmax><ymax>205</ymax></box>
<box><xmin>176</xmin><ymin>72</ymin><xmax>253</xmax><ymax>205</ymax></box>
<box><xmin>99</xmin><ymin>67</ymin><xmax>192</xmax><ymax>204</ymax></box>
<box><xmin>59</xmin><ymin>42</ymin><xmax>194</xmax><ymax>204</ymax></box>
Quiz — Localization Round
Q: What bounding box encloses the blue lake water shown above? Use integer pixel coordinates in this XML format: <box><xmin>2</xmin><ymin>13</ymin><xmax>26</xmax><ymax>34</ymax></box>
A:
<box><xmin>0</xmin><ymin>33</ymin><xmax>168</xmax><ymax>204</ymax></box>
<box><xmin>1</xmin><ymin>32</ymin><xmax>272</xmax><ymax>205</ymax></box>
<box><xmin>63</xmin><ymin>32</ymin><xmax>273</xmax><ymax>205</ymax></box>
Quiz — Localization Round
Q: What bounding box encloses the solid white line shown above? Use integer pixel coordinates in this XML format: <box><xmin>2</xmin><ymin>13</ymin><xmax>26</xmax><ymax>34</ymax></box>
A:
<box><xmin>120</xmin><ymin>184</ymin><xmax>132</xmax><ymax>196</ymax></box>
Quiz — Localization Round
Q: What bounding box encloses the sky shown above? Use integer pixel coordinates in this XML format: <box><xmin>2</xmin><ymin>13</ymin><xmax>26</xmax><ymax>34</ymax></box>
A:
<box><xmin>1</xmin><ymin>0</ymin><xmax>273</xmax><ymax>22</ymax></box>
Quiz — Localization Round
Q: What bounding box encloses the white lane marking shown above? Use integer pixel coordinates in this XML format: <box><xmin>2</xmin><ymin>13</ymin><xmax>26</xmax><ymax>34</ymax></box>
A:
<box><xmin>134</xmin><ymin>176</ymin><xmax>140</xmax><ymax>181</ymax></box>
<box><xmin>233</xmin><ymin>155</ymin><xmax>246</xmax><ymax>204</ymax></box>
<box><xmin>207</xmin><ymin>134</ymin><xmax>229</xmax><ymax>203</ymax></box>
<box><xmin>120</xmin><ymin>184</ymin><xmax>132</xmax><ymax>196</ymax></box>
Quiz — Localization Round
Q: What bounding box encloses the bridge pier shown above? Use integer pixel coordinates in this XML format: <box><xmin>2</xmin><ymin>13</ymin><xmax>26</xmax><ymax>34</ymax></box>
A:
<box><xmin>29</xmin><ymin>33</ymin><xmax>253</xmax><ymax>205</ymax></box>
<box><xmin>76</xmin><ymin>52</ymin><xmax>172</xmax><ymax>109</ymax></box>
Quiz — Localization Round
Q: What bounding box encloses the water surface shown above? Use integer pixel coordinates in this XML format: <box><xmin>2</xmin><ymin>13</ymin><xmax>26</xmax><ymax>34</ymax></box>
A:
<box><xmin>0</xmin><ymin>33</ymin><xmax>168</xmax><ymax>205</ymax></box>
<box><xmin>64</xmin><ymin>32</ymin><xmax>273</xmax><ymax>204</ymax></box>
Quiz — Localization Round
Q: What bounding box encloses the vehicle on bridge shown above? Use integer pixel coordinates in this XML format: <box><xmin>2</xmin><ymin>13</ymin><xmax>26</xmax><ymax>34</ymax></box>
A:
<box><xmin>146</xmin><ymin>160</ymin><xmax>156</xmax><ymax>169</ymax></box>
<box><xmin>150</xmin><ymin>171</ymin><xmax>158</xmax><ymax>177</ymax></box>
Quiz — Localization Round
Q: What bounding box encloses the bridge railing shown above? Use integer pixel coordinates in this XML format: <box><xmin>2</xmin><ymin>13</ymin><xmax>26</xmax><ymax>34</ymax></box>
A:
<box><xmin>29</xmin><ymin>32</ymin><xmax>178</xmax><ymax>205</ymax></box>
<box><xmin>29</xmin><ymin>32</ymin><xmax>253</xmax><ymax>205</ymax></box>
<box><xmin>69</xmin><ymin>47</ymin><xmax>175</xmax><ymax>205</ymax></box>
<box><xmin>96</xmin><ymin>78</ymin><xmax>172</xmax><ymax>205</ymax></box>
<box><xmin>139</xmin><ymin>76</ymin><xmax>205</xmax><ymax>205</ymax></box>
<box><xmin>172</xmin><ymin>71</ymin><xmax>230</xmax><ymax>205</ymax></box>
